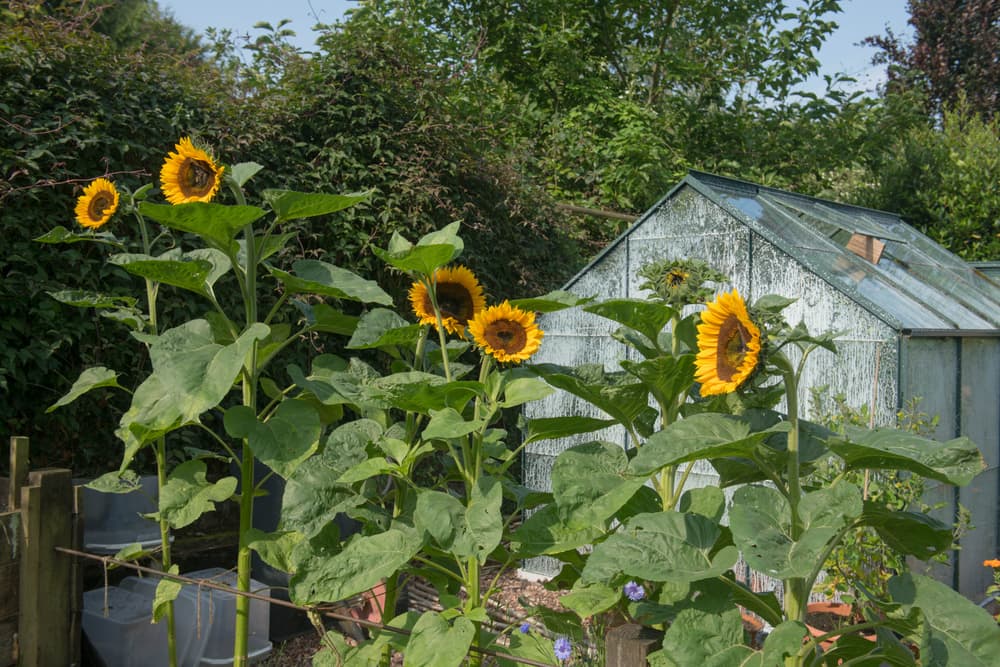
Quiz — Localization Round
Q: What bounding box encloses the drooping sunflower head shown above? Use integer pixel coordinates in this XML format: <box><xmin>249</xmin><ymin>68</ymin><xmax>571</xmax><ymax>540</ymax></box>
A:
<box><xmin>159</xmin><ymin>137</ymin><xmax>225</xmax><ymax>205</ymax></box>
<box><xmin>74</xmin><ymin>178</ymin><xmax>120</xmax><ymax>229</ymax></box>
<box><xmin>637</xmin><ymin>258</ymin><xmax>729</xmax><ymax>307</ymax></box>
<box><xmin>694</xmin><ymin>289</ymin><xmax>762</xmax><ymax>396</ymax></box>
<box><xmin>408</xmin><ymin>265</ymin><xmax>486</xmax><ymax>337</ymax></box>
<box><xmin>469</xmin><ymin>301</ymin><xmax>544</xmax><ymax>364</ymax></box>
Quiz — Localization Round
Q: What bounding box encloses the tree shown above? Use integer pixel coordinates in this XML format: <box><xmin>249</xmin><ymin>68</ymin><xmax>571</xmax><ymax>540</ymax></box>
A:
<box><xmin>867</xmin><ymin>0</ymin><xmax>1000</xmax><ymax>118</ymax></box>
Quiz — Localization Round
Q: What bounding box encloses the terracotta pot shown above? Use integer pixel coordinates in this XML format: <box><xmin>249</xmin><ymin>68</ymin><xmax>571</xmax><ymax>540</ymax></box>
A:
<box><xmin>805</xmin><ymin>602</ymin><xmax>873</xmax><ymax>650</ymax></box>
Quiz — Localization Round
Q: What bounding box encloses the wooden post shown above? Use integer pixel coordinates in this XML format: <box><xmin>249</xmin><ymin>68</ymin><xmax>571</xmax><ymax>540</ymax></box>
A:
<box><xmin>69</xmin><ymin>485</ymin><xmax>85</xmax><ymax>666</ymax></box>
<box><xmin>605</xmin><ymin>623</ymin><xmax>663</xmax><ymax>667</ymax></box>
<box><xmin>8</xmin><ymin>436</ymin><xmax>28</xmax><ymax>511</ymax></box>
<box><xmin>0</xmin><ymin>510</ymin><xmax>19</xmax><ymax>667</ymax></box>
<box><xmin>19</xmin><ymin>469</ymin><xmax>73</xmax><ymax>667</ymax></box>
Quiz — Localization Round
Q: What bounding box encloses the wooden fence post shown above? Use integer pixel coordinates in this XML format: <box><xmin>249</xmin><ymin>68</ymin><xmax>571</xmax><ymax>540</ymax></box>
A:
<box><xmin>19</xmin><ymin>468</ymin><xmax>73</xmax><ymax>667</ymax></box>
<box><xmin>605</xmin><ymin>623</ymin><xmax>663</xmax><ymax>667</ymax></box>
<box><xmin>8</xmin><ymin>436</ymin><xmax>28</xmax><ymax>511</ymax></box>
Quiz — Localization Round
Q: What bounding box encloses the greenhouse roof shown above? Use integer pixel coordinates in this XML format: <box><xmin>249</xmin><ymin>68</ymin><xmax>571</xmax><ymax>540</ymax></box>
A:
<box><xmin>681</xmin><ymin>171</ymin><xmax>1000</xmax><ymax>332</ymax></box>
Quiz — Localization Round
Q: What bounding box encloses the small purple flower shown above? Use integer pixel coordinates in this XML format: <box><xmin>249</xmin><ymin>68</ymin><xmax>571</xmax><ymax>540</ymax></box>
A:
<box><xmin>518</xmin><ymin>621</ymin><xmax>531</xmax><ymax>634</ymax></box>
<box><xmin>553</xmin><ymin>636</ymin><xmax>572</xmax><ymax>662</ymax></box>
<box><xmin>623</xmin><ymin>580</ymin><xmax>645</xmax><ymax>602</ymax></box>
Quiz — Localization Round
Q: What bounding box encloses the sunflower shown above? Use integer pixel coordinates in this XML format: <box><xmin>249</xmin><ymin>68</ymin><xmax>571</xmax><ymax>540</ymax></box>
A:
<box><xmin>409</xmin><ymin>265</ymin><xmax>486</xmax><ymax>337</ymax></box>
<box><xmin>469</xmin><ymin>301</ymin><xmax>544</xmax><ymax>364</ymax></box>
<box><xmin>74</xmin><ymin>178</ymin><xmax>120</xmax><ymax>229</ymax></box>
<box><xmin>159</xmin><ymin>137</ymin><xmax>224</xmax><ymax>204</ymax></box>
<box><xmin>694</xmin><ymin>289</ymin><xmax>761</xmax><ymax>396</ymax></box>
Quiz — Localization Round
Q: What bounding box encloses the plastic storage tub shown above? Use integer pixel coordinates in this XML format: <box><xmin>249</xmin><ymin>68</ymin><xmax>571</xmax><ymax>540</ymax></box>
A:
<box><xmin>118</xmin><ymin>576</ymin><xmax>214</xmax><ymax>666</ymax></box>
<box><xmin>82</xmin><ymin>586</ymin><xmax>168</xmax><ymax>667</ymax></box>
<box><xmin>79</xmin><ymin>475</ymin><xmax>161</xmax><ymax>554</ymax></box>
<box><xmin>182</xmin><ymin>568</ymin><xmax>273</xmax><ymax>666</ymax></box>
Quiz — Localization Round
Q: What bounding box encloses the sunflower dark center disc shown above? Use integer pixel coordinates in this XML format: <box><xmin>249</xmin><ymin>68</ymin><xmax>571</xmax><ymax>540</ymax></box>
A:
<box><xmin>436</xmin><ymin>283</ymin><xmax>475</xmax><ymax>322</ymax></box>
<box><xmin>88</xmin><ymin>192</ymin><xmax>114</xmax><ymax>220</ymax></box>
<box><xmin>716</xmin><ymin>315</ymin><xmax>751</xmax><ymax>381</ymax></box>
<box><xmin>484</xmin><ymin>319</ymin><xmax>526</xmax><ymax>353</ymax></box>
<box><xmin>181</xmin><ymin>159</ymin><xmax>216</xmax><ymax>197</ymax></box>
<box><xmin>667</xmin><ymin>269</ymin><xmax>688</xmax><ymax>287</ymax></box>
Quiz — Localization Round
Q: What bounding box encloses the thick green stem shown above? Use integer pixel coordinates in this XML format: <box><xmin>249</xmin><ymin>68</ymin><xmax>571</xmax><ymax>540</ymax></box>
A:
<box><xmin>467</xmin><ymin>556</ymin><xmax>482</xmax><ymax>667</ymax></box>
<box><xmin>782</xmin><ymin>362</ymin><xmax>807</xmax><ymax>625</ymax></box>
<box><xmin>136</xmin><ymin>210</ymin><xmax>177</xmax><ymax>667</ymax></box>
<box><xmin>233</xmin><ymin>180</ymin><xmax>258</xmax><ymax>667</ymax></box>
<box><xmin>154</xmin><ymin>437</ymin><xmax>178</xmax><ymax>667</ymax></box>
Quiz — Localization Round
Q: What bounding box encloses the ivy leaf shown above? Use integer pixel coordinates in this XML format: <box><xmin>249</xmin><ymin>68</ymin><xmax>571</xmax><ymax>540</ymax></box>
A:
<box><xmin>151</xmin><ymin>459</ymin><xmax>237</xmax><ymax>529</ymax></box>
<box><xmin>48</xmin><ymin>366</ymin><xmax>123</xmax><ymax>413</ymax></box>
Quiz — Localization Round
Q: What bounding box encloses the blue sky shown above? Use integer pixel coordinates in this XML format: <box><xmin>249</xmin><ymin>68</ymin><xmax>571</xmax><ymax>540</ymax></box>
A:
<box><xmin>161</xmin><ymin>0</ymin><xmax>912</xmax><ymax>96</ymax></box>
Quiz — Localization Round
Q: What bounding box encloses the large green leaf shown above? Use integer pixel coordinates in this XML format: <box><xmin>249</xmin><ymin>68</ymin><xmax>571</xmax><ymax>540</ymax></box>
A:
<box><xmin>730</xmin><ymin>484</ymin><xmax>862</xmax><ymax>579</ymax></box>
<box><xmin>620</xmin><ymin>355</ymin><xmax>695</xmax><ymax>408</ymax></box>
<box><xmin>47</xmin><ymin>290</ymin><xmax>136</xmax><ymax>309</ymax></box>
<box><xmin>584</xmin><ymin>298</ymin><xmax>677</xmax><ymax>349</ymax></box>
<box><xmin>152</xmin><ymin>565</ymin><xmax>182</xmax><ymax>623</ymax></box>
<box><xmin>229</xmin><ymin>161</ymin><xmax>263</xmax><ymax>187</ymax></box>
<box><xmin>48</xmin><ymin>366</ymin><xmax>123</xmax><ymax>413</ymax></box>
<box><xmin>414</xmin><ymin>477</ymin><xmax>502</xmax><ymax>562</ymax></box>
<box><xmin>509</xmin><ymin>290</ymin><xmax>595</xmax><ymax>313</ymax></box>
<box><xmin>649</xmin><ymin>607</ymin><xmax>749</xmax><ymax>667</ymax></box>
<box><xmin>270</xmin><ymin>260</ymin><xmax>392</xmax><ymax>304</ymax></box>
<box><xmin>404</xmin><ymin>612</ymin><xmax>475</xmax><ymax>667</ymax></box>
<box><xmin>263</xmin><ymin>189</ymin><xmax>370</xmax><ymax>221</ymax></box>
<box><xmin>422</xmin><ymin>407</ymin><xmax>486</xmax><ymax>440</ymax></box>
<box><xmin>509</xmin><ymin>503</ymin><xmax>605</xmax><ymax>556</ymax></box>
<box><xmin>151</xmin><ymin>459</ymin><xmax>237</xmax><ymax>529</ymax></box>
<box><xmin>34</xmin><ymin>225</ymin><xmax>123</xmax><ymax>247</ymax></box>
<box><xmin>138</xmin><ymin>202</ymin><xmax>265</xmax><ymax>251</ymax></box>
<box><xmin>523</xmin><ymin>415</ymin><xmax>617</xmax><ymax>445</ymax></box>
<box><xmin>281</xmin><ymin>419</ymin><xmax>381</xmax><ymax>538</ymax></box>
<box><xmin>831</xmin><ymin>426</ymin><xmax>986</xmax><ymax>486</ymax></box>
<box><xmin>117</xmin><ymin>321</ymin><xmax>269</xmax><ymax>455</ymax></box>
<box><xmin>224</xmin><ymin>400</ymin><xmax>321</xmax><ymax>479</ymax></box>
<box><xmin>244</xmin><ymin>529</ymin><xmax>303</xmax><ymax>573</ymax></box>
<box><xmin>289</xmin><ymin>523</ymin><xmax>423</xmax><ymax>603</ymax></box>
<box><xmin>582</xmin><ymin>511</ymin><xmax>737</xmax><ymax>584</ymax></box>
<box><xmin>531</xmin><ymin>363</ymin><xmax>650</xmax><ymax>430</ymax></box>
<box><xmin>560</xmin><ymin>581</ymin><xmax>621</xmax><ymax>619</ymax></box>
<box><xmin>368</xmin><ymin>372</ymin><xmax>482</xmax><ymax>413</ymax></box>
<box><xmin>307</xmin><ymin>303</ymin><xmax>360</xmax><ymax>336</ymax></box>
<box><xmin>373</xmin><ymin>222</ymin><xmax>464</xmax><ymax>275</ymax></box>
<box><xmin>347</xmin><ymin>308</ymin><xmax>421</xmax><ymax>349</ymax></box>
<box><xmin>110</xmin><ymin>252</ymin><xmax>214</xmax><ymax>295</ymax></box>
<box><xmin>630</xmin><ymin>413</ymin><xmax>783</xmax><ymax>476</ymax></box>
<box><xmin>889</xmin><ymin>573</ymin><xmax>1000</xmax><ymax>666</ymax></box>
<box><xmin>552</xmin><ymin>441</ymin><xmax>645</xmax><ymax>529</ymax></box>
<box><xmin>499</xmin><ymin>377</ymin><xmax>553</xmax><ymax>408</ymax></box>
<box><xmin>859</xmin><ymin>503</ymin><xmax>952</xmax><ymax>560</ymax></box>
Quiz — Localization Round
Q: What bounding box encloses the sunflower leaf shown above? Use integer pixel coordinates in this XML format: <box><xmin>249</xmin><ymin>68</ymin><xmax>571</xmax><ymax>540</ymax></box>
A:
<box><xmin>523</xmin><ymin>415</ymin><xmax>617</xmax><ymax>445</ymax></box>
<box><xmin>372</xmin><ymin>244</ymin><xmax>460</xmax><ymax>276</ymax></box>
<box><xmin>584</xmin><ymin>298</ymin><xmax>677</xmax><ymax>348</ymax></box>
<box><xmin>47</xmin><ymin>290</ymin><xmax>137</xmax><ymax>309</ymax></box>
<box><xmin>48</xmin><ymin>366</ymin><xmax>124</xmax><ymax>413</ymax></box>
<box><xmin>229</xmin><ymin>162</ymin><xmax>263</xmax><ymax>187</ymax></box>
<box><xmin>348</xmin><ymin>308</ymin><xmax>422</xmax><ymax>349</ymax></box>
<box><xmin>138</xmin><ymin>202</ymin><xmax>265</xmax><ymax>251</ymax></box>
<box><xmin>510</xmin><ymin>290</ymin><xmax>595</xmax><ymax>313</ymax></box>
<box><xmin>270</xmin><ymin>259</ymin><xmax>392</xmax><ymax>304</ymax></box>
<box><xmin>34</xmin><ymin>226</ymin><xmax>124</xmax><ymax>247</ymax></box>
<box><xmin>263</xmin><ymin>189</ymin><xmax>371</xmax><ymax>222</ymax></box>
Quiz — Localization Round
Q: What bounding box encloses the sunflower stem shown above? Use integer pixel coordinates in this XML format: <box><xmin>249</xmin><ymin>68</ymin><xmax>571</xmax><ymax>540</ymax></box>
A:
<box><xmin>780</xmin><ymin>355</ymin><xmax>807</xmax><ymax>625</ymax></box>
<box><xmin>136</xmin><ymin>208</ymin><xmax>178</xmax><ymax>667</ymax></box>
<box><xmin>231</xmin><ymin>179</ymin><xmax>258</xmax><ymax>667</ymax></box>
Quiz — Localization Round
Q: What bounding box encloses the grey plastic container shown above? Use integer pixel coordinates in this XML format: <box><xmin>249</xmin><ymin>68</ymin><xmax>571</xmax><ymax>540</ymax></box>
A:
<box><xmin>181</xmin><ymin>567</ymin><xmax>273</xmax><ymax>666</ymax></box>
<box><xmin>79</xmin><ymin>475</ymin><xmax>161</xmax><ymax>554</ymax></box>
<box><xmin>118</xmin><ymin>576</ymin><xmax>214</xmax><ymax>666</ymax></box>
<box><xmin>82</xmin><ymin>586</ymin><xmax>168</xmax><ymax>667</ymax></box>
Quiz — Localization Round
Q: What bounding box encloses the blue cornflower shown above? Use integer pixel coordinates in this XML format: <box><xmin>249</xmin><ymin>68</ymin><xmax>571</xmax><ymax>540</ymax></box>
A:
<box><xmin>518</xmin><ymin>621</ymin><xmax>531</xmax><ymax>634</ymax></box>
<box><xmin>553</xmin><ymin>636</ymin><xmax>572</xmax><ymax>662</ymax></box>
<box><xmin>623</xmin><ymin>580</ymin><xmax>645</xmax><ymax>602</ymax></box>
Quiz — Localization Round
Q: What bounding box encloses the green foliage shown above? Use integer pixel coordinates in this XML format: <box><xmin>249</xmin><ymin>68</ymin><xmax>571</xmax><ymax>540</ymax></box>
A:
<box><xmin>852</xmin><ymin>101</ymin><xmax>1000</xmax><ymax>260</ymax></box>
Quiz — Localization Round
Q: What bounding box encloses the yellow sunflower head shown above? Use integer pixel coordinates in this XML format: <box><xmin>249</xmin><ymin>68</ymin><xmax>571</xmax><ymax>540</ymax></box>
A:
<box><xmin>159</xmin><ymin>137</ymin><xmax>225</xmax><ymax>205</ymax></box>
<box><xmin>74</xmin><ymin>178</ymin><xmax>120</xmax><ymax>229</ymax></box>
<box><xmin>469</xmin><ymin>301</ymin><xmax>544</xmax><ymax>364</ymax></box>
<box><xmin>408</xmin><ymin>265</ymin><xmax>486</xmax><ymax>337</ymax></box>
<box><xmin>694</xmin><ymin>289</ymin><xmax>762</xmax><ymax>396</ymax></box>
